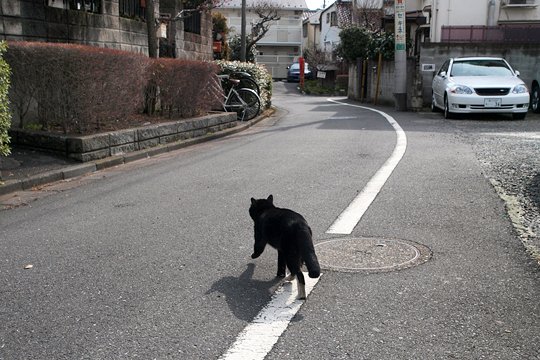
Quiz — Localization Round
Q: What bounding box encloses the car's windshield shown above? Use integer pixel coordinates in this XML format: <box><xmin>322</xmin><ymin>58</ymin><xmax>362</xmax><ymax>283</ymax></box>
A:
<box><xmin>289</xmin><ymin>63</ymin><xmax>310</xmax><ymax>71</ymax></box>
<box><xmin>450</xmin><ymin>59</ymin><xmax>514</xmax><ymax>77</ymax></box>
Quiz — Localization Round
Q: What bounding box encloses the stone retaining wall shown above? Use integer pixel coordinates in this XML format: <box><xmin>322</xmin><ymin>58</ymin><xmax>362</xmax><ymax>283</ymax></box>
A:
<box><xmin>9</xmin><ymin>112</ymin><xmax>237</xmax><ymax>162</ymax></box>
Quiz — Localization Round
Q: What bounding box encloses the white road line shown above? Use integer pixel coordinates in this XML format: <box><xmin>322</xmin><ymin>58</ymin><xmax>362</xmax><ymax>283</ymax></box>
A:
<box><xmin>219</xmin><ymin>273</ymin><xmax>321</xmax><ymax>360</ymax></box>
<box><xmin>326</xmin><ymin>98</ymin><xmax>407</xmax><ymax>235</ymax></box>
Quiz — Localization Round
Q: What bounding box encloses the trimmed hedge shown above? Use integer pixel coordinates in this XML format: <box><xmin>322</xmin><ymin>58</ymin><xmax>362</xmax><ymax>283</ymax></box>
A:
<box><xmin>5</xmin><ymin>42</ymin><xmax>224</xmax><ymax>135</ymax></box>
<box><xmin>0</xmin><ymin>41</ymin><xmax>11</xmax><ymax>156</ymax></box>
<box><xmin>5</xmin><ymin>41</ymin><xmax>149</xmax><ymax>134</ymax></box>
<box><xmin>215</xmin><ymin>60</ymin><xmax>272</xmax><ymax>109</ymax></box>
<box><xmin>149</xmin><ymin>58</ymin><xmax>223</xmax><ymax>118</ymax></box>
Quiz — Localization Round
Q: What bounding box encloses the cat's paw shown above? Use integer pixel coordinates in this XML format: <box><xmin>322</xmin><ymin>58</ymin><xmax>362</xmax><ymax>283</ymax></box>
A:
<box><xmin>276</xmin><ymin>272</ymin><xmax>286</xmax><ymax>278</ymax></box>
<box><xmin>251</xmin><ymin>253</ymin><xmax>260</xmax><ymax>259</ymax></box>
<box><xmin>284</xmin><ymin>274</ymin><xmax>296</xmax><ymax>282</ymax></box>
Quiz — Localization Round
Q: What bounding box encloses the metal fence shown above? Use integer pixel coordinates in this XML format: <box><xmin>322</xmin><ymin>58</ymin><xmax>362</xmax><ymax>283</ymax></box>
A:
<box><xmin>441</xmin><ymin>25</ymin><xmax>540</xmax><ymax>44</ymax></box>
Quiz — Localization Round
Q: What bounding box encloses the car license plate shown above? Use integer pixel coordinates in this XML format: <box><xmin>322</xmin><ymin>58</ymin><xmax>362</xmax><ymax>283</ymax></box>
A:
<box><xmin>484</xmin><ymin>98</ymin><xmax>501</xmax><ymax>107</ymax></box>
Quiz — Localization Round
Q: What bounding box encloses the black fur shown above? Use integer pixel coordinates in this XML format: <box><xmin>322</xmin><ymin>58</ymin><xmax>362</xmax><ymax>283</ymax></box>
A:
<box><xmin>249</xmin><ymin>195</ymin><xmax>321</xmax><ymax>299</ymax></box>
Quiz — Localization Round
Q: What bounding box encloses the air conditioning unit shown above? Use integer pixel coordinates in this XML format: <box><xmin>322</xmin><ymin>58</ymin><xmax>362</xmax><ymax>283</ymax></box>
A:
<box><xmin>501</xmin><ymin>0</ymin><xmax>538</xmax><ymax>7</ymax></box>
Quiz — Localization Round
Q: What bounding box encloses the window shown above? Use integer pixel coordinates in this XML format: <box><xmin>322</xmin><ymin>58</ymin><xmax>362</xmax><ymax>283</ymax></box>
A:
<box><xmin>326</xmin><ymin>13</ymin><xmax>330</xmax><ymax>23</ymax></box>
<box><xmin>330</xmin><ymin>11</ymin><xmax>337</xmax><ymax>26</ymax></box>
<box><xmin>67</xmin><ymin>0</ymin><xmax>101</xmax><ymax>12</ymax></box>
<box><xmin>183</xmin><ymin>9</ymin><xmax>201</xmax><ymax>35</ymax></box>
<box><xmin>119</xmin><ymin>0</ymin><xmax>146</xmax><ymax>19</ymax></box>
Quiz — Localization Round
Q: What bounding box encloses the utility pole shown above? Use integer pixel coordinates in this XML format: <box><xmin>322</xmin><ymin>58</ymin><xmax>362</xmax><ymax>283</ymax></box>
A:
<box><xmin>145</xmin><ymin>0</ymin><xmax>158</xmax><ymax>58</ymax></box>
<box><xmin>394</xmin><ymin>0</ymin><xmax>406</xmax><ymax>110</ymax></box>
<box><xmin>240</xmin><ymin>0</ymin><xmax>247</xmax><ymax>61</ymax></box>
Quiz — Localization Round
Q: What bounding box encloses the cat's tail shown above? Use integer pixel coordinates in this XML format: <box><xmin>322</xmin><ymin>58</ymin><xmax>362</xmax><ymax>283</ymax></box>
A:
<box><xmin>299</xmin><ymin>227</ymin><xmax>321</xmax><ymax>278</ymax></box>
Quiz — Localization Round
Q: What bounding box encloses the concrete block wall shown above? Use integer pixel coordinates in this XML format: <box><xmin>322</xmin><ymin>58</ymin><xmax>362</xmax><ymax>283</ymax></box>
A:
<box><xmin>9</xmin><ymin>112</ymin><xmax>237</xmax><ymax>162</ymax></box>
<box><xmin>348</xmin><ymin>58</ymin><xmax>419</xmax><ymax>110</ymax></box>
<box><xmin>0</xmin><ymin>0</ymin><xmax>150</xmax><ymax>54</ymax></box>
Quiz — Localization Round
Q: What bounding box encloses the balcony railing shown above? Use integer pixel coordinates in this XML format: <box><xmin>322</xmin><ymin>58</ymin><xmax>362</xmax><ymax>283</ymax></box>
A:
<box><xmin>441</xmin><ymin>24</ymin><xmax>540</xmax><ymax>43</ymax></box>
<box><xmin>501</xmin><ymin>0</ymin><xmax>538</xmax><ymax>7</ymax></box>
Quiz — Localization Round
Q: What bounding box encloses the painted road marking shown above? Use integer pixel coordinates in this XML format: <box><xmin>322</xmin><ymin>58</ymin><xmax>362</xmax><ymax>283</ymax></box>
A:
<box><xmin>219</xmin><ymin>273</ymin><xmax>321</xmax><ymax>360</ymax></box>
<box><xmin>326</xmin><ymin>98</ymin><xmax>407</xmax><ymax>235</ymax></box>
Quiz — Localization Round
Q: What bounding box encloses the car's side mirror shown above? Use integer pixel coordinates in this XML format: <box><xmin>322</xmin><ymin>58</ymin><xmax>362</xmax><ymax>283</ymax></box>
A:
<box><xmin>515</xmin><ymin>70</ymin><xmax>520</xmax><ymax>76</ymax></box>
<box><xmin>439</xmin><ymin>71</ymin><xmax>447</xmax><ymax>78</ymax></box>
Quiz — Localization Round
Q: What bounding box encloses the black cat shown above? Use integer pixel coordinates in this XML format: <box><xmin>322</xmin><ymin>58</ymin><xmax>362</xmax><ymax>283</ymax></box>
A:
<box><xmin>249</xmin><ymin>195</ymin><xmax>321</xmax><ymax>300</ymax></box>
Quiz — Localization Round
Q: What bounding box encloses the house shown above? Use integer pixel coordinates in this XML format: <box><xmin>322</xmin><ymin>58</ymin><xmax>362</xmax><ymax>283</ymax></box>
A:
<box><xmin>422</xmin><ymin>0</ymin><xmax>540</xmax><ymax>43</ymax></box>
<box><xmin>0</xmin><ymin>0</ymin><xmax>213</xmax><ymax>60</ymax></box>
<box><xmin>319</xmin><ymin>0</ymin><xmax>352</xmax><ymax>63</ymax></box>
<box><xmin>302</xmin><ymin>9</ymin><xmax>321</xmax><ymax>52</ymax></box>
<box><xmin>216</xmin><ymin>0</ymin><xmax>308</xmax><ymax>78</ymax></box>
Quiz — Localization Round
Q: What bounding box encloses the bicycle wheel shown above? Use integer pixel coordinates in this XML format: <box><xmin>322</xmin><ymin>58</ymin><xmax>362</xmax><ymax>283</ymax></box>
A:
<box><xmin>230</xmin><ymin>88</ymin><xmax>260</xmax><ymax>121</ymax></box>
<box><xmin>238</xmin><ymin>78</ymin><xmax>260</xmax><ymax>95</ymax></box>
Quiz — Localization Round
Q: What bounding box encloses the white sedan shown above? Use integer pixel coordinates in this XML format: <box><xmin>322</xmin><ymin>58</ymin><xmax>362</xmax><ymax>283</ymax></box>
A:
<box><xmin>431</xmin><ymin>57</ymin><xmax>529</xmax><ymax>120</ymax></box>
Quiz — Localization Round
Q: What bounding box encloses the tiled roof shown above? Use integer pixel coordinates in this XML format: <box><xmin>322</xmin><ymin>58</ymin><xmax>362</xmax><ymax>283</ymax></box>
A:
<box><xmin>218</xmin><ymin>0</ymin><xmax>309</xmax><ymax>10</ymax></box>
<box><xmin>302</xmin><ymin>9</ymin><xmax>322</xmax><ymax>23</ymax></box>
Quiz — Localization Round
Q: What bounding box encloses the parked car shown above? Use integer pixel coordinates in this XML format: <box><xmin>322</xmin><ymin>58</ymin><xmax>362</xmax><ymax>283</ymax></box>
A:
<box><xmin>531</xmin><ymin>81</ymin><xmax>539</xmax><ymax>113</ymax></box>
<box><xmin>431</xmin><ymin>57</ymin><xmax>530</xmax><ymax>120</ymax></box>
<box><xmin>287</xmin><ymin>62</ymin><xmax>314</xmax><ymax>82</ymax></box>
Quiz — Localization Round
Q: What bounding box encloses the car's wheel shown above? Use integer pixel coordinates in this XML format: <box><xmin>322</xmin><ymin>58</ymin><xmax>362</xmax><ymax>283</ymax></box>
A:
<box><xmin>531</xmin><ymin>84</ymin><xmax>540</xmax><ymax>113</ymax></box>
<box><xmin>444</xmin><ymin>95</ymin><xmax>454</xmax><ymax>119</ymax></box>
<box><xmin>512</xmin><ymin>112</ymin><xmax>527</xmax><ymax>120</ymax></box>
<box><xmin>431</xmin><ymin>93</ymin><xmax>439</xmax><ymax>112</ymax></box>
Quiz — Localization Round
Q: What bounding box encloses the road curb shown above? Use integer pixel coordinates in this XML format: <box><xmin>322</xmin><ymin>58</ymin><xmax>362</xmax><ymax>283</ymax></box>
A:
<box><xmin>0</xmin><ymin>108</ymin><xmax>274</xmax><ymax>197</ymax></box>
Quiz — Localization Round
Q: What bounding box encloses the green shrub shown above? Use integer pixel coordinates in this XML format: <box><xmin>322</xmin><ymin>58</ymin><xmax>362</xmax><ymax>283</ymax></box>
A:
<box><xmin>215</xmin><ymin>60</ymin><xmax>272</xmax><ymax>109</ymax></box>
<box><xmin>0</xmin><ymin>41</ymin><xmax>11</xmax><ymax>156</ymax></box>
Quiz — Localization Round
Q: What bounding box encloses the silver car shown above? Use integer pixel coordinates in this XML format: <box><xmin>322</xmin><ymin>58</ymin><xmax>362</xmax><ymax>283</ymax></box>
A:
<box><xmin>432</xmin><ymin>57</ymin><xmax>529</xmax><ymax>120</ymax></box>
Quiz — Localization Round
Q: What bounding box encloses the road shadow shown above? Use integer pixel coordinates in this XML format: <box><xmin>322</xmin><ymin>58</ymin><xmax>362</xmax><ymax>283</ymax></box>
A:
<box><xmin>206</xmin><ymin>263</ymin><xmax>283</xmax><ymax>321</ymax></box>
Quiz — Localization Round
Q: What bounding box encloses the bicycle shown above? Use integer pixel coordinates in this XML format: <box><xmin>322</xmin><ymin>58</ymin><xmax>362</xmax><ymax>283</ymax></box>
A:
<box><xmin>218</xmin><ymin>74</ymin><xmax>261</xmax><ymax>121</ymax></box>
<box><xmin>228</xmin><ymin>71</ymin><xmax>260</xmax><ymax>95</ymax></box>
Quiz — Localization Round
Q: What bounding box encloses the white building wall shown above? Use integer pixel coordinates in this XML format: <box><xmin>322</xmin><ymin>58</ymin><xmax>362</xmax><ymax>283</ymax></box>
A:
<box><xmin>216</xmin><ymin>7</ymin><xmax>305</xmax><ymax>78</ymax></box>
<box><xmin>428</xmin><ymin>0</ymin><xmax>540</xmax><ymax>42</ymax></box>
<box><xmin>430</xmin><ymin>0</ymin><xmax>489</xmax><ymax>42</ymax></box>
<box><xmin>319</xmin><ymin>3</ymin><xmax>340</xmax><ymax>59</ymax></box>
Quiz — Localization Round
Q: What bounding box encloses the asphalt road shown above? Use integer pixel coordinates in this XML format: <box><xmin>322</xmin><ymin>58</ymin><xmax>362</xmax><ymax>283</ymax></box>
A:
<box><xmin>1</xmin><ymin>81</ymin><xmax>540</xmax><ymax>359</ymax></box>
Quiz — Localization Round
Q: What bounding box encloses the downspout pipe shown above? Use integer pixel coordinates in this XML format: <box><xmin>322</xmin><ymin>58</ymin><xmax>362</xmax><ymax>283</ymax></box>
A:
<box><xmin>487</xmin><ymin>0</ymin><xmax>496</xmax><ymax>26</ymax></box>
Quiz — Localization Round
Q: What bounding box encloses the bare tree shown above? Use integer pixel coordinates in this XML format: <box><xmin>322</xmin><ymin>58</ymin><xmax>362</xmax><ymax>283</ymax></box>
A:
<box><xmin>352</xmin><ymin>0</ymin><xmax>384</xmax><ymax>32</ymax></box>
<box><xmin>245</xmin><ymin>1</ymin><xmax>281</xmax><ymax>58</ymax></box>
<box><xmin>303</xmin><ymin>45</ymin><xmax>331</xmax><ymax>71</ymax></box>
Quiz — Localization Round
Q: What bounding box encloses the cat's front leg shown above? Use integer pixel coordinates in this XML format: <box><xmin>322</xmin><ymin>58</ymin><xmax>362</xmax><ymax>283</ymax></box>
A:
<box><xmin>251</xmin><ymin>240</ymin><xmax>266</xmax><ymax>259</ymax></box>
<box><xmin>251</xmin><ymin>228</ymin><xmax>266</xmax><ymax>259</ymax></box>
<box><xmin>276</xmin><ymin>251</ymin><xmax>286</xmax><ymax>277</ymax></box>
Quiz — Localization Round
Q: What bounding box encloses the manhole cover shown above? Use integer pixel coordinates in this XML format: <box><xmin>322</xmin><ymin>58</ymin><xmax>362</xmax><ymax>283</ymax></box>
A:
<box><xmin>315</xmin><ymin>237</ymin><xmax>431</xmax><ymax>273</ymax></box>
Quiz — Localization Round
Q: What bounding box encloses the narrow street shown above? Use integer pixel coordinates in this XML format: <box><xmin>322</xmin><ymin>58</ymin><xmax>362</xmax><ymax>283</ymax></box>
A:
<box><xmin>1</xmin><ymin>81</ymin><xmax>539</xmax><ymax>359</ymax></box>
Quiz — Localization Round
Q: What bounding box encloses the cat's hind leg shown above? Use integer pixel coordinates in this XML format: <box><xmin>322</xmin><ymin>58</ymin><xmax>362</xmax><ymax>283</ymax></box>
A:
<box><xmin>295</xmin><ymin>272</ymin><xmax>306</xmax><ymax>300</ymax></box>
<box><xmin>286</xmin><ymin>258</ymin><xmax>306</xmax><ymax>300</ymax></box>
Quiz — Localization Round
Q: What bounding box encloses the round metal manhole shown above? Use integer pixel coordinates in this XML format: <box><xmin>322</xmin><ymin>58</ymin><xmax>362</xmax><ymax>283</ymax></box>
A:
<box><xmin>315</xmin><ymin>237</ymin><xmax>432</xmax><ymax>273</ymax></box>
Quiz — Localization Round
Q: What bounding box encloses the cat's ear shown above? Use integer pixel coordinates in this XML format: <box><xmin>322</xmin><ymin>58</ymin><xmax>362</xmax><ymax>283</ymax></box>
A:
<box><xmin>267</xmin><ymin>194</ymin><xmax>273</xmax><ymax>203</ymax></box>
<box><xmin>251</xmin><ymin>198</ymin><xmax>256</xmax><ymax>205</ymax></box>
